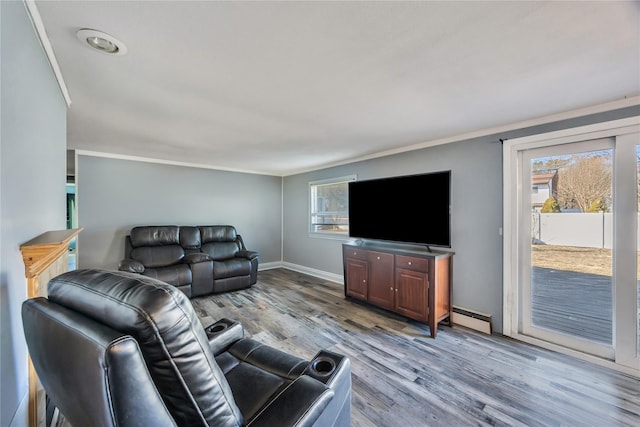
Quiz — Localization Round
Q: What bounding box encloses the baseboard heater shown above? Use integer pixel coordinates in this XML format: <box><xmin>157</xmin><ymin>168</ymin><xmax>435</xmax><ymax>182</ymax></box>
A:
<box><xmin>452</xmin><ymin>306</ymin><xmax>492</xmax><ymax>335</ymax></box>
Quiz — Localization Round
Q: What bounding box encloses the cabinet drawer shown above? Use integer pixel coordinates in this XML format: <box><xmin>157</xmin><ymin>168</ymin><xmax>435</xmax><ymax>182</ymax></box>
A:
<box><xmin>395</xmin><ymin>255</ymin><xmax>428</xmax><ymax>272</ymax></box>
<box><xmin>367</xmin><ymin>251</ymin><xmax>394</xmax><ymax>265</ymax></box>
<box><xmin>344</xmin><ymin>246</ymin><xmax>368</xmax><ymax>261</ymax></box>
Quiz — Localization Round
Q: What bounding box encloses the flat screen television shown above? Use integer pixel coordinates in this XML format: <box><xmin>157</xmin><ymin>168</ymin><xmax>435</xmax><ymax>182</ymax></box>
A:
<box><xmin>348</xmin><ymin>170</ymin><xmax>451</xmax><ymax>248</ymax></box>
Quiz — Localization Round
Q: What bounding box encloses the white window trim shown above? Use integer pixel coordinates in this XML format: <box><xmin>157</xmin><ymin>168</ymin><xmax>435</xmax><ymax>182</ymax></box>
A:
<box><xmin>503</xmin><ymin>116</ymin><xmax>640</xmax><ymax>376</ymax></box>
<box><xmin>308</xmin><ymin>175</ymin><xmax>356</xmax><ymax>239</ymax></box>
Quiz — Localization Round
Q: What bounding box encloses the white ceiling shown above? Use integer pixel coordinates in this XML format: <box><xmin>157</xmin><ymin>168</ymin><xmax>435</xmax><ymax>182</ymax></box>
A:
<box><xmin>35</xmin><ymin>1</ymin><xmax>640</xmax><ymax>176</ymax></box>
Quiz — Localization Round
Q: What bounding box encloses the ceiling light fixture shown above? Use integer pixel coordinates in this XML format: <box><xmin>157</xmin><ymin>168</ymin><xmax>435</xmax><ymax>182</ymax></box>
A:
<box><xmin>76</xmin><ymin>29</ymin><xmax>127</xmax><ymax>55</ymax></box>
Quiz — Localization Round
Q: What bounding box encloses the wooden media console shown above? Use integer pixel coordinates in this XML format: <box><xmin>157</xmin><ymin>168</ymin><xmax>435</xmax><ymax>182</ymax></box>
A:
<box><xmin>342</xmin><ymin>240</ymin><xmax>453</xmax><ymax>338</ymax></box>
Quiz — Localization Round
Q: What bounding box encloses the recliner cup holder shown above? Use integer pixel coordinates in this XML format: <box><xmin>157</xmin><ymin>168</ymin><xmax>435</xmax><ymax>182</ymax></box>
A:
<box><xmin>206</xmin><ymin>323</ymin><xmax>227</xmax><ymax>334</ymax></box>
<box><xmin>310</xmin><ymin>357</ymin><xmax>336</xmax><ymax>377</ymax></box>
<box><xmin>304</xmin><ymin>349</ymin><xmax>345</xmax><ymax>384</ymax></box>
<box><xmin>205</xmin><ymin>318</ymin><xmax>238</xmax><ymax>338</ymax></box>
<box><xmin>205</xmin><ymin>319</ymin><xmax>244</xmax><ymax>354</ymax></box>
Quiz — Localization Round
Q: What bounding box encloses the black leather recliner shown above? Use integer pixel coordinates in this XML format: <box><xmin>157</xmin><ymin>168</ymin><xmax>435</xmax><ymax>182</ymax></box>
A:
<box><xmin>22</xmin><ymin>269</ymin><xmax>351</xmax><ymax>427</ymax></box>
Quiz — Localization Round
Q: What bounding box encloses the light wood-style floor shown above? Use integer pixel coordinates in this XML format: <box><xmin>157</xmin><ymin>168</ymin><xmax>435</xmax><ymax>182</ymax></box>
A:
<box><xmin>192</xmin><ymin>268</ymin><xmax>640</xmax><ymax>427</ymax></box>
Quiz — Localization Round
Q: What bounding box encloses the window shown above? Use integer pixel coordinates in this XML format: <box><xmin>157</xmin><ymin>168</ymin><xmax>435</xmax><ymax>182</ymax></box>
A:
<box><xmin>309</xmin><ymin>175</ymin><xmax>356</xmax><ymax>237</ymax></box>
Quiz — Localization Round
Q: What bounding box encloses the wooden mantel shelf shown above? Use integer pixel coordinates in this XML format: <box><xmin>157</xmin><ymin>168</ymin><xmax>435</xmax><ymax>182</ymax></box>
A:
<box><xmin>20</xmin><ymin>228</ymin><xmax>83</xmax><ymax>286</ymax></box>
<box><xmin>21</xmin><ymin>227</ymin><xmax>83</xmax><ymax>427</ymax></box>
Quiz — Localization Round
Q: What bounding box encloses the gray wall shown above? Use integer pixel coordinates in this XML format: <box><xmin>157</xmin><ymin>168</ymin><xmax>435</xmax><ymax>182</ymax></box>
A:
<box><xmin>0</xmin><ymin>2</ymin><xmax>67</xmax><ymax>426</ymax></box>
<box><xmin>76</xmin><ymin>155</ymin><xmax>282</xmax><ymax>270</ymax></box>
<box><xmin>282</xmin><ymin>106</ymin><xmax>640</xmax><ymax>334</ymax></box>
<box><xmin>283</xmin><ymin>138</ymin><xmax>504</xmax><ymax>329</ymax></box>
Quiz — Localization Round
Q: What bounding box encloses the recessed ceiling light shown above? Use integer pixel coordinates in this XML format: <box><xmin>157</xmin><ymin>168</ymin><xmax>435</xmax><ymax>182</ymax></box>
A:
<box><xmin>76</xmin><ymin>29</ymin><xmax>127</xmax><ymax>55</ymax></box>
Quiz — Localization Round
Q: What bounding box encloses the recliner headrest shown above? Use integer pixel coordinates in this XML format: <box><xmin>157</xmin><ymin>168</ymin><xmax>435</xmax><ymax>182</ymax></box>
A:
<box><xmin>130</xmin><ymin>226</ymin><xmax>180</xmax><ymax>247</ymax></box>
<box><xmin>199</xmin><ymin>225</ymin><xmax>237</xmax><ymax>243</ymax></box>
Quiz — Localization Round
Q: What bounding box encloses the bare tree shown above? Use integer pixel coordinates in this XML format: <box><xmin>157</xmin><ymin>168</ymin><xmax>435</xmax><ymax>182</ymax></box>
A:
<box><xmin>556</xmin><ymin>154</ymin><xmax>611</xmax><ymax>212</ymax></box>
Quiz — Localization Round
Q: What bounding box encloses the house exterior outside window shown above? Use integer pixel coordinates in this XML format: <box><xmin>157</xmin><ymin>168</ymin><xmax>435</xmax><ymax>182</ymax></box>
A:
<box><xmin>531</xmin><ymin>169</ymin><xmax>558</xmax><ymax>211</ymax></box>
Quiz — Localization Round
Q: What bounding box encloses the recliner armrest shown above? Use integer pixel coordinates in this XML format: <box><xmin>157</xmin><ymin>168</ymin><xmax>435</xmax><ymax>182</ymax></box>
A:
<box><xmin>183</xmin><ymin>252</ymin><xmax>212</xmax><ymax>264</ymax></box>
<box><xmin>205</xmin><ymin>319</ymin><xmax>244</xmax><ymax>355</ymax></box>
<box><xmin>228</xmin><ymin>338</ymin><xmax>308</xmax><ymax>380</ymax></box>
<box><xmin>118</xmin><ymin>259</ymin><xmax>144</xmax><ymax>273</ymax></box>
<box><xmin>247</xmin><ymin>375</ymin><xmax>334</xmax><ymax>427</ymax></box>
<box><xmin>236</xmin><ymin>250</ymin><xmax>259</xmax><ymax>260</ymax></box>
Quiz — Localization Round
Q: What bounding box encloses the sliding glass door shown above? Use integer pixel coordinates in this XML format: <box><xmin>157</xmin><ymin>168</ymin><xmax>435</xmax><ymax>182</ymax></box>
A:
<box><xmin>522</xmin><ymin>140</ymin><xmax>614</xmax><ymax>358</ymax></box>
<box><xmin>504</xmin><ymin>118</ymin><xmax>640</xmax><ymax>373</ymax></box>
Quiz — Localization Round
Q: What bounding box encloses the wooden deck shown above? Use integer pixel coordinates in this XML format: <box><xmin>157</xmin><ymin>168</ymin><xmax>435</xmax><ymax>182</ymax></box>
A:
<box><xmin>192</xmin><ymin>268</ymin><xmax>640</xmax><ymax>427</ymax></box>
<box><xmin>531</xmin><ymin>267</ymin><xmax>615</xmax><ymax>344</ymax></box>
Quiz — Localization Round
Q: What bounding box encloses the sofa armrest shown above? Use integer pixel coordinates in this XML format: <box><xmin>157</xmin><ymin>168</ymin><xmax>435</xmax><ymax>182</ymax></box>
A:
<box><xmin>118</xmin><ymin>259</ymin><xmax>144</xmax><ymax>274</ymax></box>
<box><xmin>183</xmin><ymin>252</ymin><xmax>212</xmax><ymax>264</ymax></box>
<box><xmin>236</xmin><ymin>250</ymin><xmax>259</xmax><ymax>261</ymax></box>
<box><xmin>205</xmin><ymin>319</ymin><xmax>244</xmax><ymax>355</ymax></box>
<box><xmin>236</xmin><ymin>234</ymin><xmax>248</xmax><ymax>251</ymax></box>
<box><xmin>248</xmin><ymin>375</ymin><xmax>334</xmax><ymax>427</ymax></box>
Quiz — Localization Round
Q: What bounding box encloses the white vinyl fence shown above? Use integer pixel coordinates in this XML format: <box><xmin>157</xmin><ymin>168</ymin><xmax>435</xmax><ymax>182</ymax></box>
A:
<box><xmin>532</xmin><ymin>212</ymin><xmax>640</xmax><ymax>249</ymax></box>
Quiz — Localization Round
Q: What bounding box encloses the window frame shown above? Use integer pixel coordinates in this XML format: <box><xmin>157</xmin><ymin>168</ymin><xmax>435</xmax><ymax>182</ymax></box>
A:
<box><xmin>503</xmin><ymin>116</ymin><xmax>640</xmax><ymax>375</ymax></box>
<box><xmin>308</xmin><ymin>175</ymin><xmax>356</xmax><ymax>239</ymax></box>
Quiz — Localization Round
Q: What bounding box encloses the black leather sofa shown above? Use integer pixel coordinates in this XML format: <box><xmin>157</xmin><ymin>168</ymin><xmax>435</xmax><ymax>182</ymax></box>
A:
<box><xmin>118</xmin><ymin>225</ymin><xmax>259</xmax><ymax>297</ymax></box>
<box><xmin>22</xmin><ymin>269</ymin><xmax>352</xmax><ymax>427</ymax></box>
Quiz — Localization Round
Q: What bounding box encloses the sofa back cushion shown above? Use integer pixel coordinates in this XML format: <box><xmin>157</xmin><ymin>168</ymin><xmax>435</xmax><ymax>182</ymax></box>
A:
<box><xmin>199</xmin><ymin>225</ymin><xmax>236</xmax><ymax>242</ymax></box>
<box><xmin>201</xmin><ymin>242</ymin><xmax>240</xmax><ymax>261</ymax></box>
<box><xmin>22</xmin><ymin>298</ymin><xmax>176</xmax><ymax>427</ymax></box>
<box><xmin>179</xmin><ymin>226</ymin><xmax>202</xmax><ymax>251</ymax></box>
<box><xmin>129</xmin><ymin>226</ymin><xmax>185</xmax><ymax>267</ymax></box>
<box><xmin>131</xmin><ymin>246</ymin><xmax>185</xmax><ymax>268</ymax></box>
<box><xmin>47</xmin><ymin>269</ymin><xmax>243</xmax><ymax>427</ymax></box>
<box><xmin>200</xmin><ymin>226</ymin><xmax>241</xmax><ymax>261</ymax></box>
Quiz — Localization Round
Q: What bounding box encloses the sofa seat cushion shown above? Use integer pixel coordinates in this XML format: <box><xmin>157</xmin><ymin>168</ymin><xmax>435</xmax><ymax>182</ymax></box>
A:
<box><xmin>215</xmin><ymin>338</ymin><xmax>311</xmax><ymax>422</ymax></box>
<box><xmin>213</xmin><ymin>259</ymin><xmax>251</xmax><ymax>279</ymax></box>
<box><xmin>142</xmin><ymin>263</ymin><xmax>192</xmax><ymax>287</ymax></box>
<box><xmin>216</xmin><ymin>352</ymin><xmax>286</xmax><ymax>421</ymax></box>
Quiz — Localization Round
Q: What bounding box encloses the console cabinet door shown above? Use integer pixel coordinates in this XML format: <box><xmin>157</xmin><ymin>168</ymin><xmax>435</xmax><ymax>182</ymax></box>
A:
<box><xmin>345</xmin><ymin>258</ymin><xmax>368</xmax><ymax>300</ymax></box>
<box><xmin>395</xmin><ymin>268</ymin><xmax>429</xmax><ymax>322</ymax></box>
<box><xmin>367</xmin><ymin>251</ymin><xmax>395</xmax><ymax>310</ymax></box>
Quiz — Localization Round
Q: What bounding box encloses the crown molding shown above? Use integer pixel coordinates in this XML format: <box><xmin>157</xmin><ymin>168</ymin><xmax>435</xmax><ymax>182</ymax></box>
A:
<box><xmin>284</xmin><ymin>96</ymin><xmax>640</xmax><ymax>176</ymax></box>
<box><xmin>23</xmin><ymin>0</ymin><xmax>71</xmax><ymax>107</ymax></box>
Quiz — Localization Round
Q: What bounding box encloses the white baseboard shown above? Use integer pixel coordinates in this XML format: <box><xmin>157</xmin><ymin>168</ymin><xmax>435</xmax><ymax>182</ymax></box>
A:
<box><xmin>452</xmin><ymin>306</ymin><xmax>492</xmax><ymax>334</ymax></box>
<box><xmin>257</xmin><ymin>261</ymin><xmax>283</xmax><ymax>271</ymax></box>
<box><xmin>281</xmin><ymin>262</ymin><xmax>344</xmax><ymax>284</ymax></box>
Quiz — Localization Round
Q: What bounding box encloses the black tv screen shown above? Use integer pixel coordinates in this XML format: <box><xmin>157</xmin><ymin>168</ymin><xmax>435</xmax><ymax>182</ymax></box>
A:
<box><xmin>348</xmin><ymin>171</ymin><xmax>451</xmax><ymax>247</ymax></box>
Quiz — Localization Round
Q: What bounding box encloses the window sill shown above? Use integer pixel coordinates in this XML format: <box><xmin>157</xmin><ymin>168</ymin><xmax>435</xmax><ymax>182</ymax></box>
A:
<box><xmin>308</xmin><ymin>232</ymin><xmax>349</xmax><ymax>241</ymax></box>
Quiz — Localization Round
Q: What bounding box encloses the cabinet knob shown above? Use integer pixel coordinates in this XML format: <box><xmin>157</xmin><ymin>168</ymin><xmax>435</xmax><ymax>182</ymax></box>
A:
<box><xmin>395</xmin><ymin>288</ymin><xmax>398</xmax><ymax>292</ymax></box>
<box><xmin>363</xmin><ymin>279</ymin><xmax>366</xmax><ymax>282</ymax></box>
<box><xmin>390</xmin><ymin>287</ymin><xmax>393</xmax><ymax>291</ymax></box>
<box><xmin>408</xmin><ymin>261</ymin><xmax>412</xmax><ymax>265</ymax></box>
<box><xmin>377</xmin><ymin>256</ymin><xmax>380</xmax><ymax>260</ymax></box>
<box><xmin>353</xmin><ymin>252</ymin><xmax>357</xmax><ymax>255</ymax></box>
